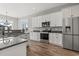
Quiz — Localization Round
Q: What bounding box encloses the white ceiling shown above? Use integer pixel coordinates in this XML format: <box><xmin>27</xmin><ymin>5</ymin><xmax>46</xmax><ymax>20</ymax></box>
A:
<box><xmin>0</xmin><ymin>3</ymin><xmax>66</xmax><ymax>18</ymax></box>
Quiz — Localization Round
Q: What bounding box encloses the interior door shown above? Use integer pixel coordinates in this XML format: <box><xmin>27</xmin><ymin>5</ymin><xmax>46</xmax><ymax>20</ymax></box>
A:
<box><xmin>63</xmin><ymin>35</ymin><xmax>72</xmax><ymax>50</ymax></box>
<box><xmin>73</xmin><ymin>17</ymin><xmax>79</xmax><ymax>34</ymax></box>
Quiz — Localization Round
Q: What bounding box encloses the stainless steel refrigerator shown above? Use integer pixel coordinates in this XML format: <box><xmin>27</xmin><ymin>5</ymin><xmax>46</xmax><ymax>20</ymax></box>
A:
<box><xmin>63</xmin><ymin>16</ymin><xmax>79</xmax><ymax>51</ymax></box>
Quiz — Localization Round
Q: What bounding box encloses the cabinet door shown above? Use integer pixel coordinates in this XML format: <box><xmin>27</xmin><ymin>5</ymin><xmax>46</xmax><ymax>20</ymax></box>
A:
<box><xmin>73</xmin><ymin>36</ymin><xmax>79</xmax><ymax>51</ymax></box>
<box><xmin>30</xmin><ymin>32</ymin><xmax>36</xmax><ymax>41</ymax></box>
<box><xmin>37</xmin><ymin>16</ymin><xmax>40</xmax><ymax>27</ymax></box>
<box><xmin>32</xmin><ymin>17</ymin><xmax>36</xmax><ymax>27</ymax></box>
<box><xmin>30</xmin><ymin>32</ymin><xmax>33</xmax><ymax>40</ymax></box>
<box><xmin>52</xmin><ymin>33</ymin><xmax>58</xmax><ymax>44</ymax></box>
<box><xmin>62</xmin><ymin>7</ymin><xmax>71</xmax><ymax>18</ymax></box>
<box><xmin>40</xmin><ymin>16</ymin><xmax>43</xmax><ymax>27</ymax></box>
<box><xmin>34</xmin><ymin>17</ymin><xmax>38</xmax><ymax>27</ymax></box>
<box><xmin>37</xmin><ymin>17</ymin><xmax>41</xmax><ymax>27</ymax></box>
<box><xmin>39</xmin><ymin>16</ymin><xmax>44</xmax><ymax>27</ymax></box>
<box><xmin>57</xmin><ymin>34</ymin><xmax>63</xmax><ymax>46</ymax></box>
<box><xmin>32</xmin><ymin>32</ymin><xmax>35</xmax><ymax>40</ymax></box>
<box><xmin>72</xmin><ymin>5</ymin><xmax>79</xmax><ymax>17</ymax></box>
<box><xmin>50</xmin><ymin>11</ymin><xmax>63</xmax><ymax>26</ymax></box>
<box><xmin>35</xmin><ymin>17</ymin><xmax>37</xmax><ymax>27</ymax></box>
<box><xmin>32</xmin><ymin>17</ymin><xmax>39</xmax><ymax>27</ymax></box>
<box><xmin>50</xmin><ymin>13</ymin><xmax>55</xmax><ymax>26</ymax></box>
<box><xmin>37</xmin><ymin>33</ymin><xmax>40</xmax><ymax>41</ymax></box>
<box><xmin>32</xmin><ymin>32</ymin><xmax>40</xmax><ymax>41</ymax></box>
<box><xmin>33</xmin><ymin>32</ymin><xmax>37</xmax><ymax>41</ymax></box>
<box><xmin>64</xmin><ymin>18</ymin><xmax>69</xmax><ymax>26</ymax></box>
<box><xmin>49</xmin><ymin>33</ymin><xmax>52</xmax><ymax>43</ymax></box>
<box><xmin>49</xmin><ymin>33</ymin><xmax>55</xmax><ymax>44</ymax></box>
<box><xmin>45</xmin><ymin>14</ymin><xmax>50</xmax><ymax>22</ymax></box>
<box><xmin>31</xmin><ymin>18</ymin><xmax>34</xmax><ymax>27</ymax></box>
<box><xmin>54</xmin><ymin>33</ymin><xmax>62</xmax><ymax>45</ymax></box>
<box><xmin>55</xmin><ymin>11</ymin><xmax>63</xmax><ymax>26</ymax></box>
<box><xmin>63</xmin><ymin>35</ymin><xmax>72</xmax><ymax>50</ymax></box>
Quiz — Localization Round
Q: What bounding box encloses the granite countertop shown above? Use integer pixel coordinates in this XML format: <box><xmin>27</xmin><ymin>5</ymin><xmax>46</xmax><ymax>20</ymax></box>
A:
<box><xmin>33</xmin><ymin>26</ymin><xmax>62</xmax><ymax>33</ymax></box>
<box><xmin>0</xmin><ymin>34</ymin><xmax>28</xmax><ymax>50</ymax></box>
<box><xmin>33</xmin><ymin>31</ymin><xmax>62</xmax><ymax>33</ymax></box>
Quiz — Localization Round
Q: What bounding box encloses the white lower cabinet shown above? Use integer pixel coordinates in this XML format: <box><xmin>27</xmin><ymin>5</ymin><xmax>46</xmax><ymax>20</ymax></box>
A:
<box><xmin>30</xmin><ymin>32</ymin><xmax>63</xmax><ymax>46</ymax></box>
<box><xmin>49</xmin><ymin>33</ymin><xmax>63</xmax><ymax>47</ymax></box>
<box><xmin>30</xmin><ymin>32</ymin><xmax>40</xmax><ymax>41</ymax></box>
<box><xmin>49</xmin><ymin>33</ymin><xmax>55</xmax><ymax>44</ymax></box>
<box><xmin>37</xmin><ymin>32</ymin><xmax>40</xmax><ymax>41</ymax></box>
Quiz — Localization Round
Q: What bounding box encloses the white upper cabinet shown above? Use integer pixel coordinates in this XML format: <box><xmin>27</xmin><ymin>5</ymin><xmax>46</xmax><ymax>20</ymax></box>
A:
<box><xmin>54</xmin><ymin>11</ymin><xmax>63</xmax><ymax>26</ymax></box>
<box><xmin>31</xmin><ymin>5</ymin><xmax>79</xmax><ymax>28</ymax></box>
<box><xmin>50</xmin><ymin>11</ymin><xmax>63</xmax><ymax>26</ymax></box>
<box><xmin>31</xmin><ymin>16</ymin><xmax>40</xmax><ymax>27</ymax></box>
<box><xmin>31</xmin><ymin>17</ymin><xmax>35</xmax><ymax>27</ymax></box>
<box><xmin>71</xmin><ymin>5</ymin><xmax>79</xmax><ymax>17</ymax></box>
<box><xmin>62</xmin><ymin>5</ymin><xmax>79</xmax><ymax>17</ymax></box>
<box><xmin>62</xmin><ymin>7</ymin><xmax>72</xmax><ymax>26</ymax></box>
<box><xmin>62</xmin><ymin>5</ymin><xmax>79</xmax><ymax>26</ymax></box>
<box><xmin>44</xmin><ymin>14</ymin><xmax>50</xmax><ymax>22</ymax></box>
<box><xmin>34</xmin><ymin>17</ymin><xmax>37</xmax><ymax>27</ymax></box>
<box><xmin>35</xmin><ymin>17</ymin><xmax>40</xmax><ymax>27</ymax></box>
<box><xmin>50</xmin><ymin>13</ymin><xmax>56</xmax><ymax>26</ymax></box>
<box><xmin>32</xmin><ymin>11</ymin><xmax>63</xmax><ymax>27</ymax></box>
<box><xmin>38</xmin><ymin>16</ymin><xmax>43</xmax><ymax>27</ymax></box>
<box><xmin>33</xmin><ymin>17</ymin><xmax>37</xmax><ymax>27</ymax></box>
<box><xmin>37</xmin><ymin>16</ymin><xmax>41</xmax><ymax>27</ymax></box>
<box><xmin>32</xmin><ymin>16</ymin><xmax>46</xmax><ymax>27</ymax></box>
<box><xmin>62</xmin><ymin>7</ymin><xmax>72</xmax><ymax>18</ymax></box>
<box><xmin>43</xmin><ymin>15</ymin><xmax>46</xmax><ymax>21</ymax></box>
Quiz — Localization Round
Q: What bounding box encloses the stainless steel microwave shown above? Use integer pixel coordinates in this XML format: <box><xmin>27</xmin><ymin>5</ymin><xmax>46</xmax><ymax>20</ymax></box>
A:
<box><xmin>42</xmin><ymin>21</ymin><xmax>50</xmax><ymax>27</ymax></box>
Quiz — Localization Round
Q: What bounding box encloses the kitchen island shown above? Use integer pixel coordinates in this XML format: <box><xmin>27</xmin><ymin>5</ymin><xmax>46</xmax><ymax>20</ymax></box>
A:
<box><xmin>0</xmin><ymin>33</ymin><xmax>29</xmax><ymax>56</ymax></box>
<box><xmin>0</xmin><ymin>42</ymin><xmax>27</xmax><ymax>56</ymax></box>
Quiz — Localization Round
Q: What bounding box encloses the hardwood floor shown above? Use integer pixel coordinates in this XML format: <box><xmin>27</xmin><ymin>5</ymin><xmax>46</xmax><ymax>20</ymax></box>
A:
<box><xmin>26</xmin><ymin>41</ymin><xmax>79</xmax><ymax>56</ymax></box>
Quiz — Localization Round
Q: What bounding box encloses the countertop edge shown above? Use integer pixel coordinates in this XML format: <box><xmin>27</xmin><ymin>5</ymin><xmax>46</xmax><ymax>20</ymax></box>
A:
<box><xmin>0</xmin><ymin>40</ymin><xmax>27</xmax><ymax>50</ymax></box>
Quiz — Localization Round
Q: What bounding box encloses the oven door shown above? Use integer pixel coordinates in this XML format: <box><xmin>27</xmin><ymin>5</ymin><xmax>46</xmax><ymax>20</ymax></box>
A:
<box><xmin>40</xmin><ymin>33</ymin><xmax>49</xmax><ymax>40</ymax></box>
<box><xmin>40</xmin><ymin>33</ymin><xmax>49</xmax><ymax>43</ymax></box>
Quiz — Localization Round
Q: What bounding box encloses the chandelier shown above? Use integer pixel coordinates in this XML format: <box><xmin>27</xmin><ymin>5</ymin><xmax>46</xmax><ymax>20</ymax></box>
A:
<box><xmin>0</xmin><ymin>9</ymin><xmax>11</xmax><ymax>27</ymax></box>
<box><xmin>2</xmin><ymin>9</ymin><xmax>11</xmax><ymax>44</ymax></box>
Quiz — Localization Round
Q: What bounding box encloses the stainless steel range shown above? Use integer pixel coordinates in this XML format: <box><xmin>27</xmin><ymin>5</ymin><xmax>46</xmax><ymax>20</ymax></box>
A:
<box><xmin>40</xmin><ymin>21</ymin><xmax>50</xmax><ymax>43</ymax></box>
<box><xmin>40</xmin><ymin>32</ymin><xmax>49</xmax><ymax>43</ymax></box>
